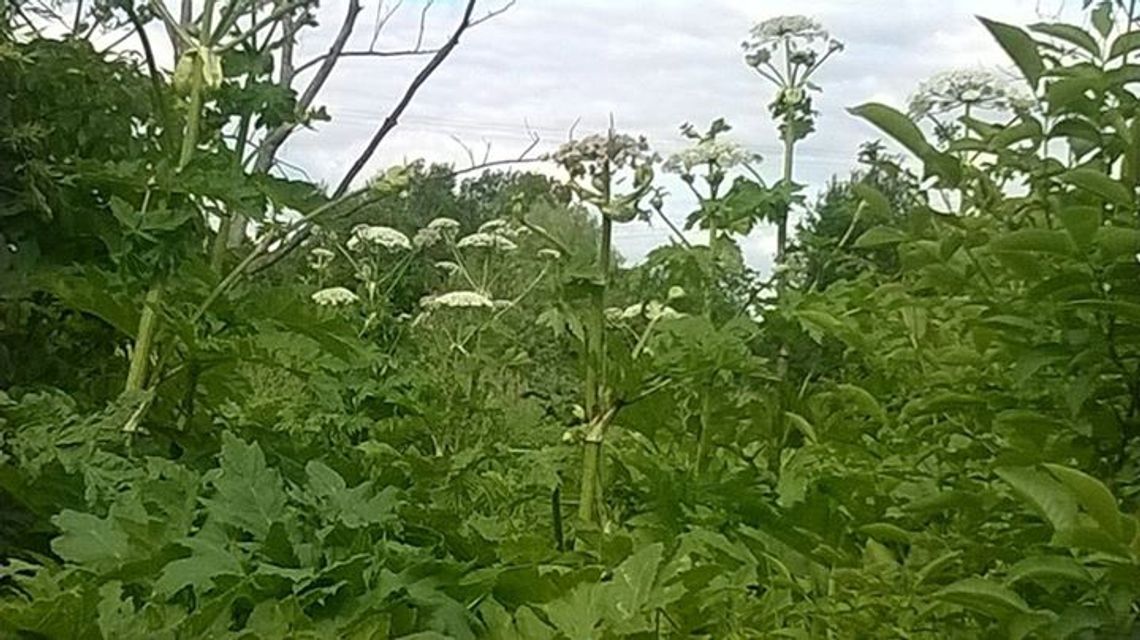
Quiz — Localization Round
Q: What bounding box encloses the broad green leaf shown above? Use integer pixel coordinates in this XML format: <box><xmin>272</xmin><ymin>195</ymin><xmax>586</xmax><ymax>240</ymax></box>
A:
<box><xmin>154</xmin><ymin>536</ymin><xmax>245</xmax><ymax>598</ymax></box>
<box><xmin>50</xmin><ymin>510</ymin><xmax>131</xmax><ymax>572</ymax></box>
<box><xmin>542</xmin><ymin>582</ymin><xmax>604</xmax><ymax>640</ymax></box>
<box><xmin>980</xmin><ymin>18</ymin><xmax>1044</xmax><ymax>86</ymax></box>
<box><xmin>1029</xmin><ymin>23</ymin><xmax>1101</xmax><ymax>57</ymax></box>
<box><xmin>851</xmin><ymin>182</ymin><xmax>892</xmax><ymax>221</ymax></box>
<box><xmin>1043</xmin><ymin>464</ymin><xmax>1123</xmax><ymax>540</ymax></box>
<box><xmin>989</xmin><ymin>229</ymin><xmax>1074</xmax><ymax>255</ymax></box>
<box><xmin>848</xmin><ymin>103</ymin><xmax>936</xmax><ymax>161</ymax></box>
<box><xmin>935</xmin><ymin>577</ymin><xmax>1031</xmax><ymax>618</ymax></box>
<box><xmin>1057</xmin><ymin>205</ymin><xmax>1101</xmax><ymax>249</ymax></box>
<box><xmin>1093</xmin><ymin>226</ymin><xmax>1140</xmax><ymax>259</ymax></box>
<box><xmin>858</xmin><ymin>522</ymin><xmax>913</xmax><ymax>544</ymax></box>
<box><xmin>1059</xmin><ymin>169</ymin><xmax>1133</xmax><ymax>206</ymax></box>
<box><xmin>607</xmin><ymin>542</ymin><xmax>677</xmax><ymax>631</ymax></box>
<box><xmin>853</xmin><ymin>225</ymin><xmax>909</xmax><ymax>248</ymax></box>
<box><xmin>836</xmin><ymin>383</ymin><xmax>888</xmax><ymax>423</ymax></box>
<box><xmin>1006</xmin><ymin>556</ymin><xmax>1093</xmax><ymax>586</ymax></box>
<box><xmin>1109</xmin><ymin>31</ymin><xmax>1140</xmax><ymax>60</ymax></box>
<box><xmin>202</xmin><ymin>433</ymin><xmax>287</xmax><ymax>539</ymax></box>
<box><xmin>996</xmin><ymin>466</ymin><xmax>1078</xmax><ymax>532</ymax></box>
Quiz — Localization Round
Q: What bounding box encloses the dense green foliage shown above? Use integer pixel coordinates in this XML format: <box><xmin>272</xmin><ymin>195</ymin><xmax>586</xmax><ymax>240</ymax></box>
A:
<box><xmin>3</xmin><ymin>2</ymin><xmax>1140</xmax><ymax>638</ymax></box>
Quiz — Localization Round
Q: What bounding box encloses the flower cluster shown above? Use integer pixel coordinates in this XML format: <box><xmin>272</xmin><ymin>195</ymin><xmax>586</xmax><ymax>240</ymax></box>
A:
<box><xmin>422</xmin><ymin>290</ymin><xmax>495</xmax><ymax>310</ymax></box>
<box><xmin>551</xmin><ymin>133</ymin><xmax>656</xmax><ymax>179</ymax></box>
<box><xmin>346</xmin><ymin>225</ymin><xmax>412</xmax><ymax>252</ymax></box>
<box><xmin>456</xmin><ymin>232</ymin><xmax>518</xmax><ymax>252</ymax></box>
<box><xmin>310</xmin><ymin>286</ymin><xmax>359</xmax><ymax>306</ymax></box>
<box><xmin>749</xmin><ymin>15</ymin><xmax>828</xmax><ymax>45</ymax></box>
<box><xmin>308</xmin><ymin>247</ymin><xmax>335</xmax><ymax>270</ymax></box>
<box><xmin>663</xmin><ymin>138</ymin><xmax>757</xmax><ymax>176</ymax></box>
<box><xmin>609</xmin><ymin>300</ymin><xmax>685</xmax><ymax>322</ymax></box>
<box><xmin>907</xmin><ymin>68</ymin><xmax>1036</xmax><ymax>119</ymax></box>
<box><xmin>742</xmin><ymin>15</ymin><xmax>842</xmax><ymax>70</ymax></box>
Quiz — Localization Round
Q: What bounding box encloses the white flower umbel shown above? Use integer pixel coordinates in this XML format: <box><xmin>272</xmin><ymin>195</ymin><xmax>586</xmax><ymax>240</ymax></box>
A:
<box><xmin>908</xmin><ymin>68</ymin><xmax>1035</xmax><ymax>119</ymax></box>
<box><xmin>308</xmin><ymin>247</ymin><xmax>335</xmax><ymax>270</ymax></box>
<box><xmin>427</xmin><ymin>217</ymin><xmax>461</xmax><ymax>233</ymax></box>
<box><xmin>478</xmin><ymin>219</ymin><xmax>510</xmax><ymax>234</ymax></box>
<box><xmin>434</xmin><ymin>260</ymin><xmax>461</xmax><ymax>274</ymax></box>
<box><xmin>456</xmin><ymin>232</ymin><xmax>518</xmax><ymax>252</ymax></box>
<box><xmin>551</xmin><ymin>133</ymin><xmax>655</xmax><ymax>179</ymax></box>
<box><xmin>663</xmin><ymin>139</ymin><xmax>756</xmax><ymax>176</ymax></box>
<box><xmin>414</xmin><ymin>227</ymin><xmax>442</xmax><ymax>249</ymax></box>
<box><xmin>311</xmin><ymin>286</ymin><xmax>359</xmax><ymax>306</ymax></box>
<box><xmin>748</xmin><ymin>15</ymin><xmax>828</xmax><ymax>45</ymax></box>
<box><xmin>346</xmin><ymin>225</ymin><xmax>412</xmax><ymax>252</ymax></box>
<box><xmin>423</xmin><ymin>290</ymin><xmax>495</xmax><ymax>310</ymax></box>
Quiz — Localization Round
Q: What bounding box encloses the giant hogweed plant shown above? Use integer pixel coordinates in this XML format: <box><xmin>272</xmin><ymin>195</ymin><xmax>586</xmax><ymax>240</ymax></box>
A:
<box><xmin>744</xmin><ymin>15</ymin><xmax>843</xmax><ymax>264</ymax></box>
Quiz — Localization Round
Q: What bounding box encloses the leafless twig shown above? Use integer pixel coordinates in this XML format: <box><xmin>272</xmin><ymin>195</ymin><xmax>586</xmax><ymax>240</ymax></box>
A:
<box><xmin>293</xmin><ymin>47</ymin><xmax>438</xmax><ymax>75</ymax></box>
<box><xmin>370</xmin><ymin>0</ymin><xmax>404</xmax><ymax>49</ymax></box>
<box><xmin>414</xmin><ymin>0</ymin><xmax>436</xmax><ymax>50</ymax></box>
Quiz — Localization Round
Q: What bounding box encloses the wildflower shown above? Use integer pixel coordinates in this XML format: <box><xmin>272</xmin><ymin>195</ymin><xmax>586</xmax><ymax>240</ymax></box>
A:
<box><xmin>620</xmin><ymin>303</ymin><xmax>644</xmax><ymax>320</ymax></box>
<box><xmin>646</xmin><ymin>301</ymin><xmax>684</xmax><ymax>321</ymax></box>
<box><xmin>434</xmin><ymin>260</ymin><xmax>461</xmax><ymax>274</ymax></box>
<box><xmin>414</xmin><ymin>227</ymin><xmax>442</xmax><ymax>248</ymax></box>
<box><xmin>663</xmin><ymin>139</ymin><xmax>756</xmax><ymax>176</ymax></box>
<box><xmin>427</xmin><ymin>217</ymin><xmax>461</xmax><ymax>234</ymax></box>
<box><xmin>748</xmin><ymin>15</ymin><xmax>828</xmax><ymax>46</ymax></box>
<box><xmin>311</xmin><ymin>287</ymin><xmax>359</xmax><ymax>306</ymax></box>
<box><xmin>346</xmin><ymin>225</ymin><xmax>412</xmax><ymax>252</ymax></box>
<box><xmin>907</xmin><ymin>68</ymin><xmax>1036</xmax><ymax>119</ymax></box>
<box><xmin>551</xmin><ymin>133</ymin><xmax>656</xmax><ymax>178</ymax></box>
<box><xmin>667</xmin><ymin>286</ymin><xmax>685</xmax><ymax>300</ymax></box>
<box><xmin>537</xmin><ymin>248</ymin><xmax>562</xmax><ymax>261</ymax></box>
<box><xmin>423</xmin><ymin>290</ymin><xmax>495</xmax><ymax>310</ymax></box>
<box><xmin>456</xmin><ymin>232</ymin><xmax>517</xmax><ymax>252</ymax></box>
<box><xmin>308</xmin><ymin>247</ymin><xmax>335</xmax><ymax>269</ymax></box>
<box><xmin>478</xmin><ymin>219</ymin><xmax>511</xmax><ymax>234</ymax></box>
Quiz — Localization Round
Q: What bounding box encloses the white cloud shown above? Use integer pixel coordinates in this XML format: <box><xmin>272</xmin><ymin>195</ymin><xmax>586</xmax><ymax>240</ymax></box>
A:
<box><xmin>277</xmin><ymin>0</ymin><xmax>1081</xmax><ymax>272</ymax></box>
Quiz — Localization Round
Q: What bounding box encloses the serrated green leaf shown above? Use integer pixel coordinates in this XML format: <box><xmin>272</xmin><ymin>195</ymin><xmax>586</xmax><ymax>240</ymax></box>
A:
<box><xmin>154</xmin><ymin>536</ymin><xmax>245</xmax><ymax>598</ymax></box>
<box><xmin>50</xmin><ymin>510</ymin><xmax>131</xmax><ymax>572</ymax></box>
<box><xmin>202</xmin><ymin>433</ymin><xmax>287</xmax><ymax>539</ymax></box>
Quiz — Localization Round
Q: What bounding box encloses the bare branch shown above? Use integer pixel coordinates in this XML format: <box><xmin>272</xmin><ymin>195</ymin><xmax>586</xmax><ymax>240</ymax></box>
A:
<box><xmin>293</xmin><ymin>47</ymin><xmax>438</xmax><ymax>75</ymax></box>
<box><xmin>370</xmin><ymin>0</ymin><xmax>404</xmax><ymax>49</ymax></box>
<box><xmin>333</xmin><ymin>0</ymin><xmax>479</xmax><ymax>197</ymax></box>
<box><xmin>450</xmin><ymin>128</ymin><xmax>542</xmax><ymax>176</ymax></box>
<box><xmin>450</xmin><ymin>134</ymin><xmax>479</xmax><ymax>167</ymax></box>
<box><xmin>250</xmin><ymin>0</ymin><xmax>361</xmax><ymax>173</ymax></box>
<box><xmin>414</xmin><ymin>0</ymin><xmax>435</xmax><ymax>50</ymax></box>
<box><xmin>469</xmin><ymin>0</ymin><xmax>514</xmax><ymax>27</ymax></box>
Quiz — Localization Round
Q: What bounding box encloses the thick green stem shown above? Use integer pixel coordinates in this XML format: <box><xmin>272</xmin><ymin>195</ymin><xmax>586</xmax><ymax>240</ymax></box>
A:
<box><xmin>125</xmin><ymin>286</ymin><xmax>162</xmax><ymax>394</ymax></box>
<box><xmin>577</xmin><ymin>440</ymin><xmax>601</xmax><ymax>526</ymax></box>
<box><xmin>694</xmin><ymin>387</ymin><xmax>711</xmax><ymax>475</ymax></box>
<box><xmin>777</xmin><ymin>131</ymin><xmax>796</xmax><ymax>264</ymax></box>
<box><xmin>578</xmin><ymin>153</ymin><xmax>613</xmax><ymax>529</ymax></box>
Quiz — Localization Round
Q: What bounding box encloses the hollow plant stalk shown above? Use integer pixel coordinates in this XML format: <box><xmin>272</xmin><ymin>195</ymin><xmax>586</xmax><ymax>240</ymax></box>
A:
<box><xmin>578</xmin><ymin>155</ymin><xmax>613</xmax><ymax>529</ymax></box>
<box><xmin>124</xmin><ymin>0</ymin><xmax>215</xmax><ymax>396</ymax></box>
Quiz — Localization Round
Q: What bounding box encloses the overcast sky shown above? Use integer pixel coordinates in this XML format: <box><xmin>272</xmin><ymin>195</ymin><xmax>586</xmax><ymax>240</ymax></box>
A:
<box><xmin>279</xmin><ymin>0</ymin><xmax>1080</xmax><ymax>271</ymax></box>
